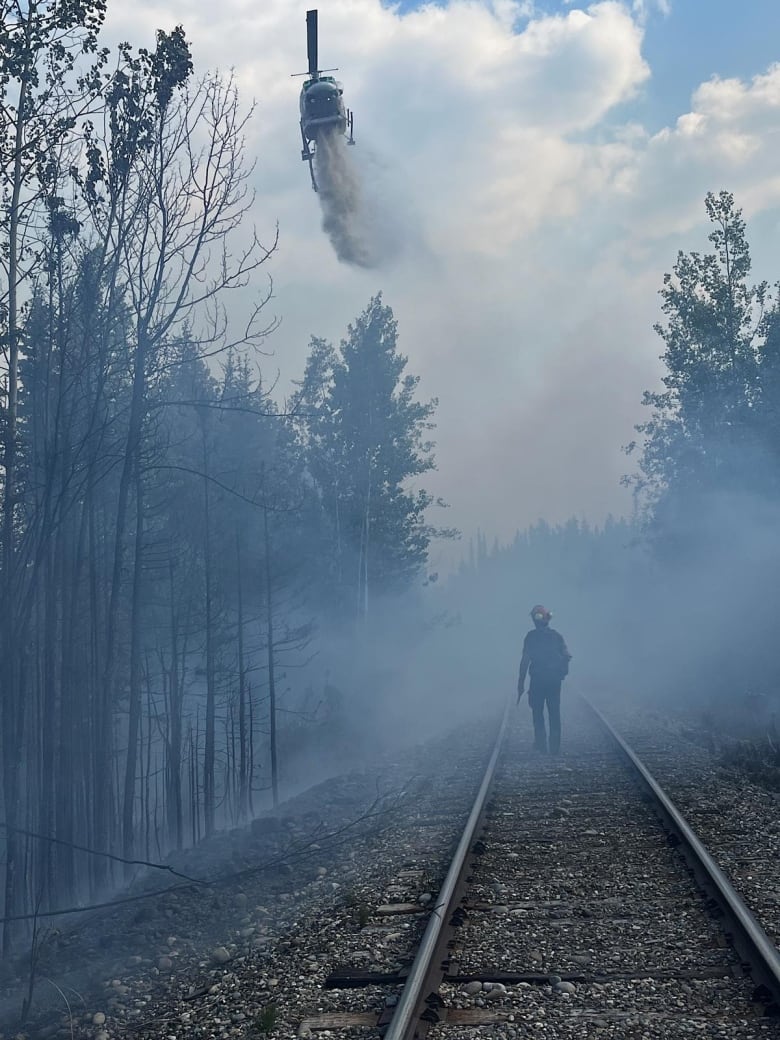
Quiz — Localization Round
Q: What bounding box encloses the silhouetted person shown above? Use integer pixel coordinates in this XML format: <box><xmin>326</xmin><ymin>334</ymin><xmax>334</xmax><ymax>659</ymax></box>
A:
<box><xmin>517</xmin><ymin>605</ymin><xmax>571</xmax><ymax>754</ymax></box>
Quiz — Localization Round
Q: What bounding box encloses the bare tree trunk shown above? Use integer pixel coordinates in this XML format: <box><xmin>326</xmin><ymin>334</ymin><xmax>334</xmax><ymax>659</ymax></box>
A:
<box><xmin>363</xmin><ymin>456</ymin><xmax>372</xmax><ymax>619</ymax></box>
<box><xmin>202</xmin><ymin>434</ymin><xmax>216</xmax><ymax>838</ymax></box>
<box><xmin>1</xmin><ymin>64</ymin><xmax>30</xmax><ymax>959</ymax></box>
<box><xmin>2</xmin><ymin>654</ymin><xmax>26</xmax><ymax>954</ymax></box>
<box><xmin>193</xmin><ymin>711</ymin><xmax>201</xmax><ymax>843</ymax></box>
<box><xmin>262</xmin><ymin>503</ymin><xmax>279</xmax><ymax>809</ymax></box>
<box><xmin>122</xmin><ymin>466</ymin><xmax>145</xmax><ymax>865</ymax></box>
<box><xmin>63</xmin><ymin>477</ymin><xmax>93</xmax><ymax>901</ymax></box>
<box><xmin>144</xmin><ymin>672</ymin><xmax>153</xmax><ymax>861</ymax></box>
<box><xmin>87</xmin><ymin>488</ymin><xmax>102</xmax><ymax>893</ymax></box>
<box><xmin>236</xmin><ymin>532</ymin><xmax>248</xmax><ymax>820</ymax></box>
<box><xmin>39</xmin><ymin>539</ymin><xmax>57</xmax><ymax>909</ymax></box>
<box><xmin>154</xmin><ymin>765</ymin><xmax>162</xmax><ymax>861</ymax></box>
<box><xmin>98</xmin><ymin>318</ymin><xmax>146</xmax><ymax>881</ymax></box>
<box><xmin>166</xmin><ymin>557</ymin><xmax>183</xmax><ymax>849</ymax></box>
<box><xmin>226</xmin><ymin>707</ymin><xmax>235</xmax><ymax>825</ymax></box>
<box><xmin>188</xmin><ymin>724</ymin><xmax>196</xmax><ymax>845</ymax></box>
<box><xmin>248</xmin><ymin>683</ymin><xmax>255</xmax><ymax>817</ymax></box>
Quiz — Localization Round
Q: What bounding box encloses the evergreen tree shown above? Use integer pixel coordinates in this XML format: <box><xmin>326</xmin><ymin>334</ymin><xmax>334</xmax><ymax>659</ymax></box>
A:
<box><xmin>627</xmin><ymin>191</ymin><xmax>780</xmax><ymax>550</ymax></box>
<box><xmin>297</xmin><ymin>295</ymin><xmax>439</xmax><ymax>615</ymax></box>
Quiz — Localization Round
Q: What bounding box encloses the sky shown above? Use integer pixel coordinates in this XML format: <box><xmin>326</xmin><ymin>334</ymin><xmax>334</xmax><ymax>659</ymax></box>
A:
<box><xmin>101</xmin><ymin>0</ymin><xmax>780</xmax><ymax>571</ymax></box>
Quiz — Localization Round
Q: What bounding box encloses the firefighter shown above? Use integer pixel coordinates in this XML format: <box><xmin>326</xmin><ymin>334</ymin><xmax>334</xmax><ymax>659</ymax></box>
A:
<box><xmin>516</xmin><ymin>605</ymin><xmax>571</xmax><ymax>754</ymax></box>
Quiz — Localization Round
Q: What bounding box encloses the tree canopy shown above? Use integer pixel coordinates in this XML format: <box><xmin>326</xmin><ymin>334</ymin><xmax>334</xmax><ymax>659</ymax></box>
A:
<box><xmin>627</xmin><ymin>191</ymin><xmax>780</xmax><ymax>553</ymax></box>
<box><xmin>295</xmin><ymin>293</ymin><xmax>442</xmax><ymax>616</ymax></box>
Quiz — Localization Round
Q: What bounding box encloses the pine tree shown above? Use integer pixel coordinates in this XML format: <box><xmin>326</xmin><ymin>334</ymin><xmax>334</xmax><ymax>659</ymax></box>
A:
<box><xmin>297</xmin><ymin>295</ymin><xmax>439</xmax><ymax>615</ymax></box>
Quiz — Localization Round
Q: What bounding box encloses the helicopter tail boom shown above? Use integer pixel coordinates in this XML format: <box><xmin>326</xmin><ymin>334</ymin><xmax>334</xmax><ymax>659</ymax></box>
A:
<box><xmin>306</xmin><ymin>10</ymin><xmax>318</xmax><ymax>79</ymax></box>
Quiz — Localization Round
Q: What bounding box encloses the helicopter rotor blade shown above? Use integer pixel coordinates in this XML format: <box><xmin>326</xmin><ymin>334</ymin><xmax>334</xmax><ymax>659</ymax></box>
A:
<box><xmin>306</xmin><ymin>10</ymin><xmax>318</xmax><ymax>78</ymax></box>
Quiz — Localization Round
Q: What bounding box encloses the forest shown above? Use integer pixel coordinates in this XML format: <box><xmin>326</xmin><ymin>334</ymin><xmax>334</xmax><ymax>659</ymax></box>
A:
<box><xmin>0</xmin><ymin>8</ymin><xmax>445</xmax><ymax>950</ymax></box>
<box><xmin>3</xmin><ymin>0</ymin><xmax>780</xmax><ymax>959</ymax></box>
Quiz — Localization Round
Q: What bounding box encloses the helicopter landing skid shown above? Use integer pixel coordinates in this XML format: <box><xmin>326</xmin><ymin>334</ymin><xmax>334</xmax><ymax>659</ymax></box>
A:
<box><xmin>307</xmin><ymin>156</ymin><xmax>318</xmax><ymax>192</ymax></box>
<box><xmin>300</xmin><ymin>123</ymin><xmax>319</xmax><ymax>192</ymax></box>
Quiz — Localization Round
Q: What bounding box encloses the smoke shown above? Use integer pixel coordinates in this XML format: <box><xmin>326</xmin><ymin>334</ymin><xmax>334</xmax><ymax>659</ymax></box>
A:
<box><xmin>431</xmin><ymin>487</ymin><xmax>780</xmax><ymax>728</ymax></box>
<box><xmin>315</xmin><ymin>128</ymin><xmax>401</xmax><ymax>269</ymax></box>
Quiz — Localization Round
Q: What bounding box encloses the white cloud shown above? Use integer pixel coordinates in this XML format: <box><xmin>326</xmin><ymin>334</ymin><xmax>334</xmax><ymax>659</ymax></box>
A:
<box><xmin>631</xmin><ymin>0</ymin><xmax>670</xmax><ymax>19</ymax></box>
<box><xmin>100</xmin><ymin>1</ymin><xmax>780</xmax><ymax>558</ymax></box>
<box><xmin>615</xmin><ymin>63</ymin><xmax>780</xmax><ymax>238</ymax></box>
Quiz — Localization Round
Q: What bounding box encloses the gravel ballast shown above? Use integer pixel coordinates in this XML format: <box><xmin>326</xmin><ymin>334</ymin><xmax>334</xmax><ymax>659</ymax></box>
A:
<box><xmin>8</xmin><ymin>692</ymin><xmax>780</xmax><ymax>1039</ymax></box>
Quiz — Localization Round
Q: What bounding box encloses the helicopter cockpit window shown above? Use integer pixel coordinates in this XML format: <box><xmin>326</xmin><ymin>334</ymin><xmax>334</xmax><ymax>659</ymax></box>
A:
<box><xmin>308</xmin><ymin>92</ymin><xmax>338</xmax><ymax>112</ymax></box>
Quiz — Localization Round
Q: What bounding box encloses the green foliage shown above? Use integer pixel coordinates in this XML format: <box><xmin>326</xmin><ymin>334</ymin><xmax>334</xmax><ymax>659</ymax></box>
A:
<box><xmin>149</xmin><ymin>26</ymin><xmax>193</xmax><ymax>110</ymax></box>
<box><xmin>253</xmin><ymin>1004</ymin><xmax>277</xmax><ymax>1034</ymax></box>
<box><xmin>84</xmin><ymin>27</ymin><xmax>192</xmax><ymax>205</ymax></box>
<box><xmin>340</xmin><ymin>887</ymin><xmax>371</xmax><ymax>926</ymax></box>
<box><xmin>295</xmin><ymin>294</ymin><xmax>444</xmax><ymax>613</ymax></box>
<box><xmin>626</xmin><ymin>191</ymin><xmax>780</xmax><ymax>549</ymax></box>
<box><xmin>0</xmin><ymin>0</ymin><xmax>109</xmax><ymax>203</ymax></box>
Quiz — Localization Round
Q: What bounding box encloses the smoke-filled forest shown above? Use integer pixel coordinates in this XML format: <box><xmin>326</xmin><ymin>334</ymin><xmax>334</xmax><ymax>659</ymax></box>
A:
<box><xmin>442</xmin><ymin>191</ymin><xmax>780</xmax><ymax>724</ymax></box>
<box><xmin>2</xmin><ymin>0</ymin><xmax>780</xmax><ymax>989</ymax></box>
<box><xmin>0</xmin><ymin>10</ymin><xmax>449</xmax><ymax>952</ymax></box>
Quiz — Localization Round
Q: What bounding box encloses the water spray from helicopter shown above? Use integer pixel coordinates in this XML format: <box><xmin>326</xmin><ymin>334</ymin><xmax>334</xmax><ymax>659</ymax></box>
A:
<box><xmin>314</xmin><ymin>128</ymin><xmax>379</xmax><ymax>268</ymax></box>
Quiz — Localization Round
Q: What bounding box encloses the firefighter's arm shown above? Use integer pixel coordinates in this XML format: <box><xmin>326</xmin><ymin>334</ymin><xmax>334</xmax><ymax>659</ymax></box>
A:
<box><xmin>517</xmin><ymin>648</ymin><xmax>530</xmax><ymax>702</ymax></box>
<box><xmin>559</xmin><ymin>634</ymin><xmax>572</xmax><ymax>677</ymax></box>
<box><xmin>561</xmin><ymin>634</ymin><xmax>572</xmax><ymax>661</ymax></box>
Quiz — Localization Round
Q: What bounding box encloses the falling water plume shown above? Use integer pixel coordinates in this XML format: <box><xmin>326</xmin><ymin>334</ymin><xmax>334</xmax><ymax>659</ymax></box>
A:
<box><xmin>314</xmin><ymin>128</ymin><xmax>381</xmax><ymax>268</ymax></box>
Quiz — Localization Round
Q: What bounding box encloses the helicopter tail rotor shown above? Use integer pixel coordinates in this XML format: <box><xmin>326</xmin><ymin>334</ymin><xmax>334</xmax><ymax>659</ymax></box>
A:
<box><xmin>307</xmin><ymin>10</ymin><xmax>318</xmax><ymax>79</ymax></box>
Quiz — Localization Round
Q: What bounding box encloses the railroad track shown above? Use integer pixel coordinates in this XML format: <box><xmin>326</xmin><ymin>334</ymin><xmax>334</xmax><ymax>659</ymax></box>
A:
<box><xmin>304</xmin><ymin>695</ymin><xmax>780</xmax><ymax>1039</ymax></box>
<box><xmin>599</xmin><ymin>706</ymin><xmax>780</xmax><ymax>952</ymax></box>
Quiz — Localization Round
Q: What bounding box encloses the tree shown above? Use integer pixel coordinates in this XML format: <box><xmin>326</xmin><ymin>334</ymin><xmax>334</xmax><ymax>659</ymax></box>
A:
<box><xmin>626</xmin><ymin>191</ymin><xmax>780</xmax><ymax>551</ymax></box>
<box><xmin>1</xmin><ymin>9</ymin><xmax>281</xmax><ymax>950</ymax></box>
<box><xmin>1</xmin><ymin>0</ymin><xmax>109</xmax><ymax>951</ymax></box>
<box><xmin>78</xmin><ymin>31</ymin><xmax>276</xmax><ymax>860</ymax></box>
<box><xmin>296</xmin><ymin>295</ymin><xmax>441</xmax><ymax>617</ymax></box>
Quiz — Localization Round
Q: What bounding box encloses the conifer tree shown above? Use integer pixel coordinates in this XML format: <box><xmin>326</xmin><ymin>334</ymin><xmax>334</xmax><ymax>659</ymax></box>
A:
<box><xmin>297</xmin><ymin>295</ymin><xmax>439</xmax><ymax>615</ymax></box>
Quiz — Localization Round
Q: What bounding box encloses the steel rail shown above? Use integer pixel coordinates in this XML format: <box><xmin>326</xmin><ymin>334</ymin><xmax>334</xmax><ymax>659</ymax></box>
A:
<box><xmin>583</xmin><ymin>697</ymin><xmax>780</xmax><ymax>1015</ymax></box>
<box><xmin>383</xmin><ymin>695</ymin><xmax>512</xmax><ymax>1040</ymax></box>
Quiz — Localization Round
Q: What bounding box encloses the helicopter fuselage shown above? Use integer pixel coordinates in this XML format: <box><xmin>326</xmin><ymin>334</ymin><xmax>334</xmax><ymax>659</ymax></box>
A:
<box><xmin>300</xmin><ymin>77</ymin><xmax>347</xmax><ymax>141</ymax></box>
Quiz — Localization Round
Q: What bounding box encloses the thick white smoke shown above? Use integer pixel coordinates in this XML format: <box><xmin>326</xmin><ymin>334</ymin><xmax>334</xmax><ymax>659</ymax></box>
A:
<box><xmin>314</xmin><ymin>128</ymin><xmax>387</xmax><ymax>268</ymax></box>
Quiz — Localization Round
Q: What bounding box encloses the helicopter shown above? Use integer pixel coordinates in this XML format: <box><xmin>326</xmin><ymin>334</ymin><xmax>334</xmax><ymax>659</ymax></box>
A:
<box><xmin>293</xmin><ymin>9</ymin><xmax>355</xmax><ymax>192</ymax></box>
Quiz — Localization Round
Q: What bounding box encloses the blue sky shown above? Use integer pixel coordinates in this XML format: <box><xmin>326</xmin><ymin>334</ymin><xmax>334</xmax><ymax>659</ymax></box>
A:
<box><xmin>641</xmin><ymin>0</ymin><xmax>780</xmax><ymax>127</ymax></box>
<box><xmin>387</xmin><ymin>0</ymin><xmax>780</xmax><ymax>130</ymax></box>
